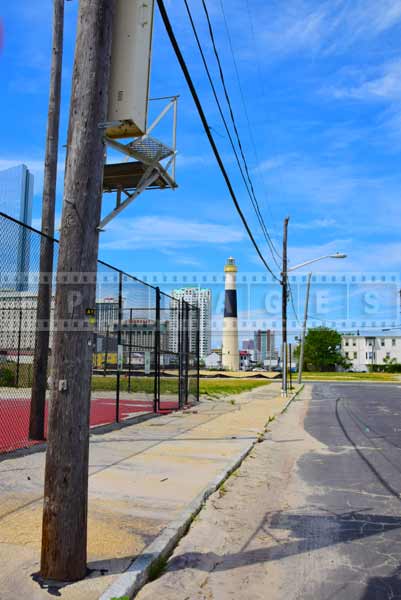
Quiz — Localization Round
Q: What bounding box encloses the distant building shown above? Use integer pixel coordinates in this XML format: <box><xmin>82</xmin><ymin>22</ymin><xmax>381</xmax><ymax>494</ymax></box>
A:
<box><xmin>120</xmin><ymin>318</ymin><xmax>169</xmax><ymax>352</ymax></box>
<box><xmin>94</xmin><ymin>317</ymin><xmax>170</xmax><ymax>370</ymax></box>
<box><xmin>341</xmin><ymin>334</ymin><xmax>401</xmax><ymax>372</ymax></box>
<box><xmin>205</xmin><ymin>349</ymin><xmax>222</xmax><ymax>369</ymax></box>
<box><xmin>0</xmin><ymin>291</ymin><xmax>54</xmax><ymax>359</ymax></box>
<box><xmin>169</xmin><ymin>287</ymin><xmax>211</xmax><ymax>358</ymax></box>
<box><xmin>239</xmin><ymin>350</ymin><xmax>251</xmax><ymax>370</ymax></box>
<box><xmin>242</xmin><ymin>339</ymin><xmax>254</xmax><ymax>351</ymax></box>
<box><xmin>254</xmin><ymin>329</ymin><xmax>275</xmax><ymax>363</ymax></box>
<box><xmin>96</xmin><ymin>297</ymin><xmax>119</xmax><ymax>332</ymax></box>
<box><xmin>0</xmin><ymin>165</ymin><xmax>34</xmax><ymax>291</ymax></box>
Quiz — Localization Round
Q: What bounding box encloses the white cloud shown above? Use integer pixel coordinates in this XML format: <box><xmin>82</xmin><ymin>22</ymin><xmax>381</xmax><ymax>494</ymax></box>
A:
<box><xmin>260</xmin><ymin>3</ymin><xmax>335</xmax><ymax>56</ymax></box>
<box><xmin>293</xmin><ymin>218</ymin><xmax>338</xmax><ymax>230</ymax></box>
<box><xmin>257</xmin><ymin>155</ymin><xmax>376</xmax><ymax>206</ymax></box>
<box><xmin>176</xmin><ymin>153</ymin><xmax>215</xmax><ymax>168</ymax></box>
<box><xmin>253</xmin><ymin>155</ymin><xmax>291</xmax><ymax>173</ymax></box>
<box><xmin>256</xmin><ymin>0</ymin><xmax>401</xmax><ymax>58</ymax></box>
<box><xmin>330</xmin><ymin>59</ymin><xmax>401</xmax><ymax>101</ymax></box>
<box><xmin>100</xmin><ymin>216</ymin><xmax>245</xmax><ymax>250</ymax></box>
<box><xmin>173</xmin><ymin>256</ymin><xmax>203</xmax><ymax>267</ymax></box>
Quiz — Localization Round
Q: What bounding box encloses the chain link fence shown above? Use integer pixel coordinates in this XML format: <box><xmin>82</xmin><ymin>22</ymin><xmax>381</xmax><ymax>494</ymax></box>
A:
<box><xmin>0</xmin><ymin>212</ymin><xmax>200</xmax><ymax>454</ymax></box>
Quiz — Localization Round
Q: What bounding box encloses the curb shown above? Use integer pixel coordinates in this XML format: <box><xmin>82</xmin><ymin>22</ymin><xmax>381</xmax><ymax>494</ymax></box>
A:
<box><xmin>282</xmin><ymin>384</ymin><xmax>304</xmax><ymax>413</ymax></box>
<box><xmin>99</xmin><ymin>444</ymin><xmax>255</xmax><ymax>600</ymax></box>
<box><xmin>100</xmin><ymin>390</ymin><xmax>299</xmax><ymax>600</ymax></box>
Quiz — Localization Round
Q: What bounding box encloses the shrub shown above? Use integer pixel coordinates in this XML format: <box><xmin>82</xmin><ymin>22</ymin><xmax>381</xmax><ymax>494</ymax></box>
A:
<box><xmin>0</xmin><ymin>366</ymin><xmax>15</xmax><ymax>387</ymax></box>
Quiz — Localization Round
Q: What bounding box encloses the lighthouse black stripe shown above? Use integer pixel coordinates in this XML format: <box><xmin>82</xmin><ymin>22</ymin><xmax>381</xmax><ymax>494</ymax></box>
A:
<box><xmin>224</xmin><ymin>290</ymin><xmax>237</xmax><ymax>318</ymax></box>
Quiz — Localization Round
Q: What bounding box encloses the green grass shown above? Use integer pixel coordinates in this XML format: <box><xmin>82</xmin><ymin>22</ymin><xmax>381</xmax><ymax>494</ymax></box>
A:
<box><xmin>92</xmin><ymin>376</ymin><xmax>178</xmax><ymax>394</ymax></box>
<box><xmin>199</xmin><ymin>378</ymin><xmax>270</xmax><ymax>397</ymax></box>
<box><xmin>0</xmin><ymin>362</ymin><xmax>33</xmax><ymax>387</ymax></box>
<box><xmin>301</xmin><ymin>372</ymin><xmax>400</xmax><ymax>382</ymax></box>
<box><xmin>91</xmin><ymin>376</ymin><xmax>270</xmax><ymax>396</ymax></box>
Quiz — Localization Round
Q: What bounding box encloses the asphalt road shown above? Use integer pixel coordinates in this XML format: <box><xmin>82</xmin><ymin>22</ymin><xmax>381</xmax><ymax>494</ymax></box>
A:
<box><xmin>299</xmin><ymin>382</ymin><xmax>401</xmax><ymax>599</ymax></box>
<box><xmin>136</xmin><ymin>383</ymin><xmax>401</xmax><ymax>600</ymax></box>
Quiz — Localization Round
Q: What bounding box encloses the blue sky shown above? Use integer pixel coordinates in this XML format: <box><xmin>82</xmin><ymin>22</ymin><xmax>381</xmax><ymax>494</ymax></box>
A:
<box><xmin>1</xmin><ymin>0</ymin><xmax>401</xmax><ymax>334</ymax></box>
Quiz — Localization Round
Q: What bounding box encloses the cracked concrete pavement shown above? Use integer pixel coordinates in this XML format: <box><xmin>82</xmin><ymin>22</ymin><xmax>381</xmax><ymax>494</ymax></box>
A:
<box><xmin>0</xmin><ymin>382</ymin><xmax>286</xmax><ymax>600</ymax></box>
<box><xmin>136</xmin><ymin>382</ymin><xmax>401</xmax><ymax>600</ymax></box>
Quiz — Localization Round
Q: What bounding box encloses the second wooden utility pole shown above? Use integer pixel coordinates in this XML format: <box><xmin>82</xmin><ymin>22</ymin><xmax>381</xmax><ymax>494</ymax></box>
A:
<box><xmin>29</xmin><ymin>0</ymin><xmax>64</xmax><ymax>441</ymax></box>
<box><xmin>281</xmin><ymin>217</ymin><xmax>289</xmax><ymax>396</ymax></box>
<box><xmin>40</xmin><ymin>0</ymin><xmax>115</xmax><ymax>581</ymax></box>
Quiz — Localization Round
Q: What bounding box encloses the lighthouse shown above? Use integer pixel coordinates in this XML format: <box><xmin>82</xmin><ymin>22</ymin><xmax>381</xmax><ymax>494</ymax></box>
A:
<box><xmin>222</xmin><ymin>257</ymin><xmax>239</xmax><ymax>371</ymax></box>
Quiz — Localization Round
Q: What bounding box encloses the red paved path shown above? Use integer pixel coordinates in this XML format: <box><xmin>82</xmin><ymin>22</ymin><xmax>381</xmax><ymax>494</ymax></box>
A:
<box><xmin>0</xmin><ymin>396</ymin><xmax>178</xmax><ymax>454</ymax></box>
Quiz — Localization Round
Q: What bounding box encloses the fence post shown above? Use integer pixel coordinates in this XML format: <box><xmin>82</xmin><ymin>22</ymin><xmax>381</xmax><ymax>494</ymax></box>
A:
<box><xmin>16</xmin><ymin>308</ymin><xmax>23</xmax><ymax>388</ymax></box>
<box><xmin>184</xmin><ymin>301</ymin><xmax>189</xmax><ymax>406</ymax></box>
<box><xmin>116</xmin><ymin>272</ymin><xmax>123</xmax><ymax>423</ymax></box>
<box><xmin>104</xmin><ymin>325</ymin><xmax>109</xmax><ymax>377</ymax></box>
<box><xmin>153</xmin><ymin>287</ymin><xmax>160</xmax><ymax>413</ymax></box>
<box><xmin>197</xmin><ymin>306</ymin><xmax>200</xmax><ymax>402</ymax></box>
<box><xmin>178</xmin><ymin>299</ymin><xmax>183</xmax><ymax>409</ymax></box>
<box><xmin>128</xmin><ymin>307</ymin><xmax>132</xmax><ymax>393</ymax></box>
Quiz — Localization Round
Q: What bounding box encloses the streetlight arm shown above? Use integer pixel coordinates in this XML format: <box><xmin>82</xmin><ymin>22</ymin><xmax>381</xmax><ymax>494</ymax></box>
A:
<box><xmin>288</xmin><ymin>253</ymin><xmax>346</xmax><ymax>272</ymax></box>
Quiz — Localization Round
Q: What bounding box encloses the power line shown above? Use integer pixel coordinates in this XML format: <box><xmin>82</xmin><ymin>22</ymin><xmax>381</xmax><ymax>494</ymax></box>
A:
<box><xmin>287</xmin><ymin>282</ymin><xmax>301</xmax><ymax>327</ymax></box>
<box><xmin>199</xmin><ymin>0</ymin><xmax>281</xmax><ymax>266</ymax></box>
<box><xmin>219</xmin><ymin>0</ymin><xmax>279</xmax><ymax>229</ymax></box>
<box><xmin>156</xmin><ymin>0</ymin><xmax>280</xmax><ymax>282</ymax></box>
<box><xmin>182</xmin><ymin>0</ymin><xmax>280</xmax><ymax>270</ymax></box>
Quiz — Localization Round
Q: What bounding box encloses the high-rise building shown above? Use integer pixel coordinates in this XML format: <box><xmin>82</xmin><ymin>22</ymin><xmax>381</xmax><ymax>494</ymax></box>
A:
<box><xmin>242</xmin><ymin>339</ymin><xmax>254</xmax><ymax>351</ymax></box>
<box><xmin>169</xmin><ymin>287</ymin><xmax>211</xmax><ymax>358</ymax></box>
<box><xmin>254</xmin><ymin>329</ymin><xmax>275</xmax><ymax>363</ymax></box>
<box><xmin>0</xmin><ymin>165</ymin><xmax>34</xmax><ymax>291</ymax></box>
<box><xmin>95</xmin><ymin>297</ymin><xmax>120</xmax><ymax>332</ymax></box>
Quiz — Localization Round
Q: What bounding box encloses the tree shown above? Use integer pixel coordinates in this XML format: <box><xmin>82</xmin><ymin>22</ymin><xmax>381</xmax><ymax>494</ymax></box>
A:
<box><xmin>294</xmin><ymin>327</ymin><xmax>349</xmax><ymax>372</ymax></box>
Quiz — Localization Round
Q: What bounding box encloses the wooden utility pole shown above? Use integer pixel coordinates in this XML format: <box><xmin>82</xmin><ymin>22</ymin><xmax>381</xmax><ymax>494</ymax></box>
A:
<box><xmin>29</xmin><ymin>0</ymin><xmax>64</xmax><ymax>441</ymax></box>
<box><xmin>40</xmin><ymin>0</ymin><xmax>115</xmax><ymax>581</ymax></box>
<box><xmin>281</xmin><ymin>217</ymin><xmax>289</xmax><ymax>396</ymax></box>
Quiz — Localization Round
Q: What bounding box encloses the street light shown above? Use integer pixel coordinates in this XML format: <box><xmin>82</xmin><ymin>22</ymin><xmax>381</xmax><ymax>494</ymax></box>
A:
<box><xmin>288</xmin><ymin>253</ymin><xmax>347</xmax><ymax>272</ymax></box>
<box><xmin>282</xmin><ymin>252</ymin><xmax>347</xmax><ymax>391</ymax></box>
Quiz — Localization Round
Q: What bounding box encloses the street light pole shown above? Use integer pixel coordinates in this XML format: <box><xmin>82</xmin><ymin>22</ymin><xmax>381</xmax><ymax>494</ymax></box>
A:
<box><xmin>297</xmin><ymin>272</ymin><xmax>311</xmax><ymax>384</ymax></box>
<box><xmin>281</xmin><ymin>217</ymin><xmax>289</xmax><ymax>396</ymax></box>
<box><xmin>290</xmin><ymin>252</ymin><xmax>347</xmax><ymax>385</ymax></box>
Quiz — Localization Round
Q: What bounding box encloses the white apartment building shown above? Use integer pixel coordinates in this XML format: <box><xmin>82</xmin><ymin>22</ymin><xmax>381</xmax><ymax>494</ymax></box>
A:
<box><xmin>96</xmin><ymin>297</ymin><xmax>119</xmax><ymax>331</ymax></box>
<box><xmin>169</xmin><ymin>287</ymin><xmax>212</xmax><ymax>358</ymax></box>
<box><xmin>0</xmin><ymin>291</ymin><xmax>55</xmax><ymax>357</ymax></box>
<box><xmin>341</xmin><ymin>334</ymin><xmax>401</xmax><ymax>371</ymax></box>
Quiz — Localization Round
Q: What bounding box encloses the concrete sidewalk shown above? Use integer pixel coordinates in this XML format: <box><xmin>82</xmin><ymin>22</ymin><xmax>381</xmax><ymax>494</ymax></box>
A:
<box><xmin>0</xmin><ymin>382</ymin><xmax>289</xmax><ymax>600</ymax></box>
